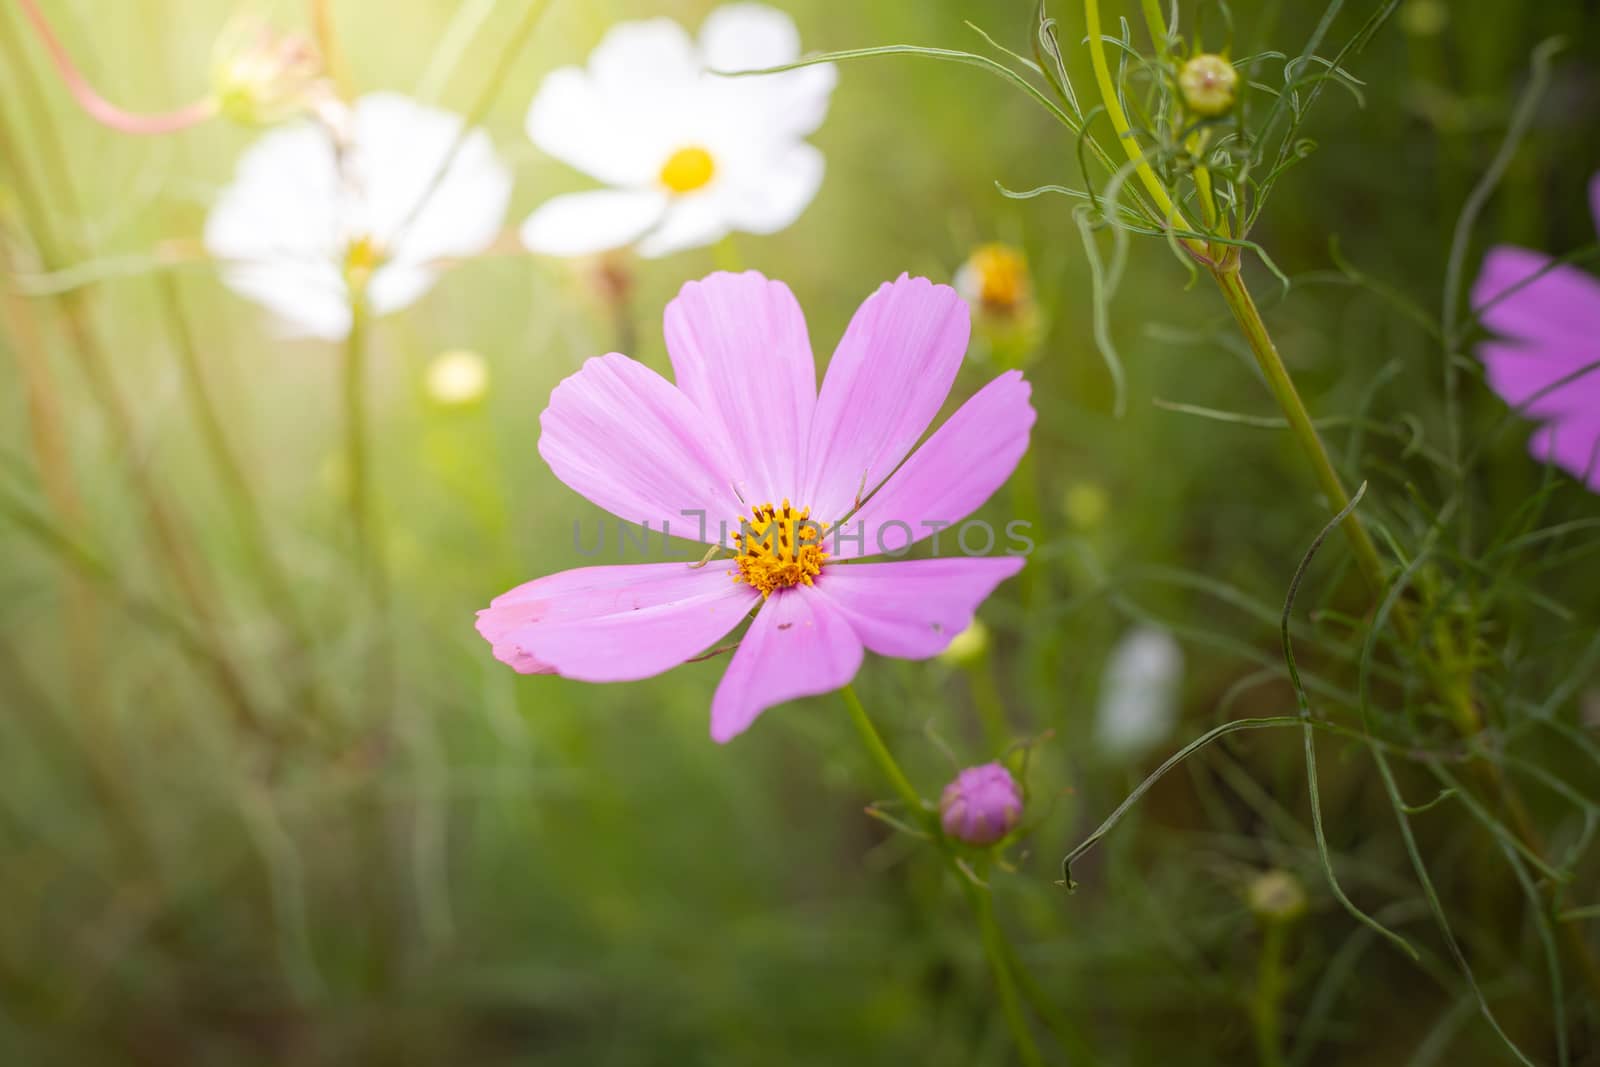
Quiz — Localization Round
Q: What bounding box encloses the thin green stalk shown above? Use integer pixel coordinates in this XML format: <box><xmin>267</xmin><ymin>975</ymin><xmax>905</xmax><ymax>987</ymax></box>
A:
<box><xmin>0</xmin><ymin>37</ymin><xmax>267</xmax><ymax>737</ymax></box>
<box><xmin>966</xmin><ymin>659</ymin><xmax>1011</xmax><ymax>753</ymax></box>
<box><xmin>842</xmin><ymin>684</ymin><xmax>923</xmax><ymax>815</ymax></box>
<box><xmin>343</xmin><ymin>286</ymin><xmax>393</xmax><ymax>707</ymax></box>
<box><xmin>969</xmin><ymin>880</ymin><xmax>1047</xmax><ymax>1067</ymax></box>
<box><xmin>1211</xmin><ymin>266</ymin><xmax>1386</xmax><ymax>594</ymax></box>
<box><xmin>160</xmin><ymin>277</ymin><xmax>327</xmax><ymax>720</ymax></box>
<box><xmin>1251</xmin><ymin>923</ymin><xmax>1288</xmax><ymax>1067</ymax></box>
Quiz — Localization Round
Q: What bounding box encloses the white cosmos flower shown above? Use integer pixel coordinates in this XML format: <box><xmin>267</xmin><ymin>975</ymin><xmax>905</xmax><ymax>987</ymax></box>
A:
<box><xmin>521</xmin><ymin>3</ymin><xmax>836</xmax><ymax>259</ymax></box>
<box><xmin>205</xmin><ymin>92</ymin><xmax>511</xmax><ymax>341</ymax></box>
<box><xmin>1095</xmin><ymin>627</ymin><xmax>1185</xmax><ymax>759</ymax></box>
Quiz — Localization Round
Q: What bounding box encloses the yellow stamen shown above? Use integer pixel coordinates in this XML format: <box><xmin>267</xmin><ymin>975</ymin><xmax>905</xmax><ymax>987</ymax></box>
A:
<box><xmin>344</xmin><ymin>234</ymin><xmax>382</xmax><ymax>287</ymax></box>
<box><xmin>731</xmin><ymin>499</ymin><xmax>828</xmax><ymax>598</ymax></box>
<box><xmin>659</xmin><ymin>146</ymin><xmax>716</xmax><ymax>194</ymax></box>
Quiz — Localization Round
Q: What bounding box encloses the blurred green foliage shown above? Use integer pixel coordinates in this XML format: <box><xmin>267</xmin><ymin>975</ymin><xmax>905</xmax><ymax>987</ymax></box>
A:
<box><xmin>2</xmin><ymin>1</ymin><xmax>1599</xmax><ymax>1064</ymax></box>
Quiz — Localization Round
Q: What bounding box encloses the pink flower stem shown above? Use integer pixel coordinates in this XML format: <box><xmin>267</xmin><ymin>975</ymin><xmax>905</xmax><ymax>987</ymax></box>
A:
<box><xmin>15</xmin><ymin>0</ymin><xmax>216</xmax><ymax>135</ymax></box>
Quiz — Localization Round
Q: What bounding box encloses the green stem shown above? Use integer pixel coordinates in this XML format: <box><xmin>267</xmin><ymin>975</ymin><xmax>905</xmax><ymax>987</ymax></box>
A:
<box><xmin>343</xmin><ymin>288</ymin><xmax>393</xmax><ymax>708</ymax></box>
<box><xmin>1251</xmin><ymin>922</ymin><xmax>1287</xmax><ymax>1067</ymax></box>
<box><xmin>841</xmin><ymin>686</ymin><xmax>1051</xmax><ymax>1065</ymax></box>
<box><xmin>965</xmin><ymin>659</ymin><xmax>1011</xmax><ymax>753</ymax></box>
<box><xmin>161</xmin><ymin>276</ymin><xmax>327</xmax><ymax>719</ymax></box>
<box><xmin>842</xmin><ymin>684</ymin><xmax>923</xmax><ymax>814</ymax></box>
<box><xmin>1210</xmin><ymin>265</ymin><xmax>1386</xmax><ymax>594</ymax></box>
<box><xmin>969</xmin><ymin>880</ymin><xmax>1047</xmax><ymax>1067</ymax></box>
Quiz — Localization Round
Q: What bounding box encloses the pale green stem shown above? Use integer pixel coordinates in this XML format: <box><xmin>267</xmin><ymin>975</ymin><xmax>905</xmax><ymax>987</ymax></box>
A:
<box><xmin>1251</xmin><ymin>922</ymin><xmax>1287</xmax><ymax>1067</ymax></box>
<box><xmin>1211</xmin><ymin>267</ymin><xmax>1386</xmax><ymax>594</ymax></box>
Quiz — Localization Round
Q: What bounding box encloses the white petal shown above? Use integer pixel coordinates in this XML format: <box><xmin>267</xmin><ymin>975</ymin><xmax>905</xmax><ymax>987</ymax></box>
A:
<box><xmin>699</xmin><ymin>3</ymin><xmax>801</xmax><ymax>69</ymax></box>
<box><xmin>350</xmin><ymin>93</ymin><xmax>510</xmax><ymax>264</ymax></box>
<box><xmin>698</xmin><ymin>4</ymin><xmax>836</xmax><ymax>144</ymax></box>
<box><xmin>368</xmin><ymin>263</ymin><xmax>439</xmax><ymax>317</ymax></box>
<box><xmin>204</xmin><ymin>122</ymin><xmax>341</xmax><ymax>264</ymax></box>
<box><xmin>588</xmin><ymin>17</ymin><xmax>701</xmax><ymax>95</ymax></box>
<box><xmin>218</xmin><ymin>261</ymin><xmax>351</xmax><ymax>341</ymax></box>
<box><xmin>526</xmin><ymin>67</ymin><xmax>675</xmax><ymax>188</ymax></box>
<box><xmin>636</xmin><ymin>193</ymin><xmax>731</xmax><ymax>258</ymax></box>
<box><xmin>520</xmin><ymin>189</ymin><xmax>668</xmax><ymax>257</ymax></box>
<box><xmin>720</xmin><ymin>141</ymin><xmax>824</xmax><ymax>235</ymax></box>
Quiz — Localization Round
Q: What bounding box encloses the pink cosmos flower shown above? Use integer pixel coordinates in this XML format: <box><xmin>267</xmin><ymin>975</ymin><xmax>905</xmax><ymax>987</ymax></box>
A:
<box><xmin>1471</xmin><ymin>173</ymin><xmax>1600</xmax><ymax>491</ymax></box>
<box><xmin>476</xmin><ymin>271</ymin><xmax>1034</xmax><ymax>742</ymax></box>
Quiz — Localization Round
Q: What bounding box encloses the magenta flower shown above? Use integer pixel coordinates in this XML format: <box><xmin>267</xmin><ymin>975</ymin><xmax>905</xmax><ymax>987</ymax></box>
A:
<box><xmin>1471</xmin><ymin>174</ymin><xmax>1600</xmax><ymax>491</ymax></box>
<box><xmin>939</xmin><ymin>763</ymin><xmax>1024</xmax><ymax>845</ymax></box>
<box><xmin>476</xmin><ymin>271</ymin><xmax>1033</xmax><ymax>742</ymax></box>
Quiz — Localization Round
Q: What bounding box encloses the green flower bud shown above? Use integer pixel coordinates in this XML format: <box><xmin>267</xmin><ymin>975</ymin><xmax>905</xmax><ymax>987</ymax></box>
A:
<box><xmin>1247</xmin><ymin>870</ymin><xmax>1307</xmax><ymax>924</ymax></box>
<box><xmin>211</xmin><ymin>17</ymin><xmax>328</xmax><ymax>127</ymax></box>
<box><xmin>1178</xmin><ymin>54</ymin><xmax>1239</xmax><ymax>118</ymax></box>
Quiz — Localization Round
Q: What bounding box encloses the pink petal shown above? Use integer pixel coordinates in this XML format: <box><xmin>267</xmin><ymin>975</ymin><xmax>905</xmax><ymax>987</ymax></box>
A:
<box><xmin>802</xmin><ymin>275</ymin><xmax>971</xmax><ymax>520</ymax></box>
<box><xmin>812</xmin><ymin>558</ymin><xmax>1023</xmax><ymax>659</ymax></box>
<box><xmin>709</xmin><ymin>586</ymin><xmax>863</xmax><ymax>742</ymax></box>
<box><xmin>1480</xmin><ymin>339</ymin><xmax>1600</xmax><ymax>419</ymax></box>
<box><xmin>475</xmin><ymin>561</ymin><xmax>758</xmax><ymax>680</ymax></box>
<box><xmin>539</xmin><ymin>354</ymin><xmax>743</xmax><ymax>537</ymax></box>
<box><xmin>1529</xmin><ymin>414</ymin><xmax>1600</xmax><ymax>493</ymax></box>
<box><xmin>837</xmin><ymin>371</ymin><xmax>1034</xmax><ymax>559</ymax></box>
<box><xmin>1591</xmin><ymin>172</ymin><xmax>1600</xmax><ymax>234</ymax></box>
<box><xmin>1472</xmin><ymin>246</ymin><xmax>1600</xmax><ymax>348</ymax></box>
<box><xmin>663</xmin><ymin>272</ymin><xmax>816</xmax><ymax>503</ymax></box>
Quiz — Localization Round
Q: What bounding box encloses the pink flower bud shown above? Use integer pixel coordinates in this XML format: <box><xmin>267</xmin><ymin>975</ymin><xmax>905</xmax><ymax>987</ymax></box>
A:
<box><xmin>939</xmin><ymin>762</ymin><xmax>1023</xmax><ymax>845</ymax></box>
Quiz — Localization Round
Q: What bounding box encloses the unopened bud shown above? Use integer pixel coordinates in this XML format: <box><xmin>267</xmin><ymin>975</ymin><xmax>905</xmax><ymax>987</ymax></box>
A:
<box><xmin>1247</xmin><ymin>870</ymin><xmax>1307</xmax><ymax>924</ymax></box>
<box><xmin>939</xmin><ymin>763</ymin><xmax>1023</xmax><ymax>846</ymax></box>
<box><xmin>1178</xmin><ymin>54</ymin><xmax>1239</xmax><ymax>118</ymax></box>
<box><xmin>212</xmin><ymin>17</ymin><xmax>328</xmax><ymax>126</ymax></box>
<box><xmin>955</xmin><ymin>243</ymin><xmax>1032</xmax><ymax>320</ymax></box>
<box><xmin>939</xmin><ymin>620</ymin><xmax>990</xmax><ymax>666</ymax></box>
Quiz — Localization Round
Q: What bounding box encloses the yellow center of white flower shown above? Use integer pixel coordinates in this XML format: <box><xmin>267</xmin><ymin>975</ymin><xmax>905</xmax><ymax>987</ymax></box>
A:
<box><xmin>731</xmin><ymin>500</ymin><xmax>828</xmax><ymax>598</ymax></box>
<box><xmin>660</xmin><ymin>146</ymin><xmax>716</xmax><ymax>194</ymax></box>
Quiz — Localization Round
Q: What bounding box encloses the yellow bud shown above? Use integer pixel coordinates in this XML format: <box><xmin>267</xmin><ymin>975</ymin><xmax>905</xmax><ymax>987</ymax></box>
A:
<box><xmin>425</xmin><ymin>350</ymin><xmax>490</xmax><ymax>407</ymax></box>
<box><xmin>1399</xmin><ymin>0</ymin><xmax>1449</xmax><ymax>37</ymax></box>
<box><xmin>939</xmin><ymin>620</ymin><xmax>990</xmax><ymax>666</ymax></box>
<box><xmin>1178</xmin><ymin>54</ymin><xmax>1239</xmax><ymax>118</ymax></box>
<box><xmin>1063</xmin><ymin>482</ymin><xmax>1110</xmax><ymax>532</ymax></box>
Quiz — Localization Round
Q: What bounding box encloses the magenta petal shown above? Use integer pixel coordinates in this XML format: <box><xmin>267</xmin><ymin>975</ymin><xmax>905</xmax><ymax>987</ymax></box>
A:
<box><xmin>709</xmin><ymin>586</ymin><xmax>863</xmax><ymax>743</ymax></box>
<box><xmin>1472</xmin><ymin>246</ymin><xmax>1600</xmax><ymax>348</ymax></box>
<box><xmin>664</xmin><ymin>271</ymin><xmax>817</xmax><ymax>504</ymax></box>
<box><xmin>1480</xmin><ymin>340</ymin><xmax>1600</xmax><ymax>419</ymax></box>
<box><xmin>476</xmin><ymin>561</ymin><xmax>758</xmax><ymax>680</ymax></box>
<box><xmin>813</xmin><ymin>558</ymin><xmax>1023</xmax><ymax>659</ymax></box>
<box><xmin>1530</xmin><ymin>415</ymin><xmax>1600</xmax><ymax>493</ymax></box>
<box><xmin>539</xmin><ymin>354</ymin><xmax>743</xmax><ymax>536</ymax></box>
<box><xmin>803</xmin><ymin>275</ymin><xmax>971</xmax><ymax>519</ymax></box>
<box><xmin>839</xmin><ymin>371</ymin><xmax>1034</xmax><ymax>559</ymax></box>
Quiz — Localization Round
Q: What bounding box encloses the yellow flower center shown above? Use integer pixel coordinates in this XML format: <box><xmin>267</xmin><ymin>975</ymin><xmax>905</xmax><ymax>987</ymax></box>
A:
<box><xmin>659</xmin><ymin>146</ymin><xmax>716</xmax><ymax>194</ymax></box>
<box><xmin>970</xmin><ymin>243</ymin><xmax>1030</xmax><ymax>316</ymax></box>
<box><xmin>344</xmin><ymin>235</ymin><xmax>382</xmax><ymax>285</ymax></box>
<box><xmin>731</xmin><ymin>500</ymin><xmax>828</xmax><ymax>598</ymax></box>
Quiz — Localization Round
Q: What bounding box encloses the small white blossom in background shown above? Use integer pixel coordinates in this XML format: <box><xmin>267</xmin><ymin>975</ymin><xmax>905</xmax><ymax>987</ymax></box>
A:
<box><xmin>1094</xmin><ymin>626</ymin><xmax>1184</xmax><ymax>759</ymax></box>
<box><xmin>205</xmin><ymin>93</ymin><xmax>511</xmax><ymax>341</ymax></box>
<box><xmin>425</xmin><ymin>349</ymin><xmax>489</xmax><ymax>407</ymax></box>
<box><xmin>521</xmin><ymin>3</ymin><xmax>836</xmax><ymax>259</ymax></box>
